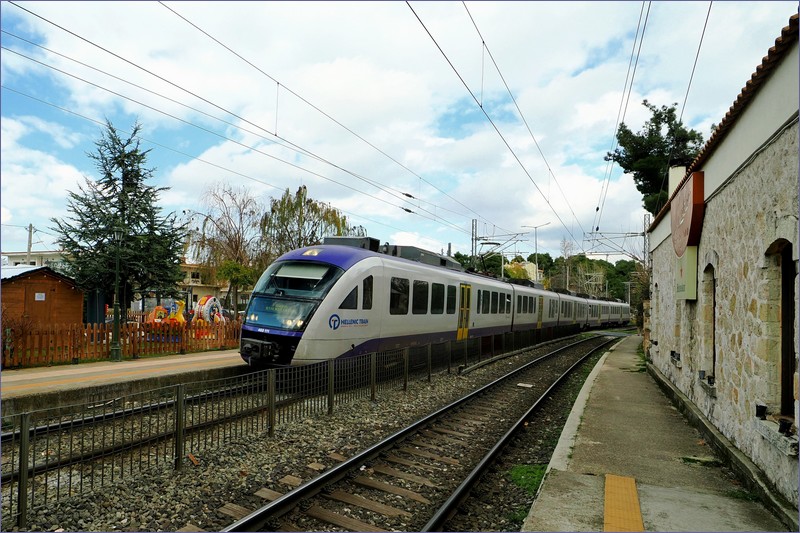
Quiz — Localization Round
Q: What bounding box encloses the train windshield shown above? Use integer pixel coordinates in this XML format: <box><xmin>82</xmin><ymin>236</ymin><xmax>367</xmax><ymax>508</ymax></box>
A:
<box><xmin>246</xmin><ymin>261</ymin><xmax>344</xmax><ymax>330</ymax></box>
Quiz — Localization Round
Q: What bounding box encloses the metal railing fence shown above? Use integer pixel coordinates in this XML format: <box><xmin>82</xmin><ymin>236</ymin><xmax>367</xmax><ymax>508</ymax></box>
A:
<box><xmin>1</xmin><ymin>333</ymin><xmax>526</xmax><ymax>528</ymax></box>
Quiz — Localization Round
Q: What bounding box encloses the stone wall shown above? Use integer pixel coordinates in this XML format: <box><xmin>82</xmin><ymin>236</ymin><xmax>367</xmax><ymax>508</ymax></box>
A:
<box><xmin>648</xmin><ymin>120</ymin><xmax>798</xmax><ymax>505</ymax></box>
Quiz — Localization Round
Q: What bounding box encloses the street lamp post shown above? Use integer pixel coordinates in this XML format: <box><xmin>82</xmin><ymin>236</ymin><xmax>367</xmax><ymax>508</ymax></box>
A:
<box><xmin>110</xmin><ymin>227</ymin><xmax>123</xmax><ymax>362</ymax></box>
<box><xmin>523</xmin><ymin>222</ymin><xmax>550</xmax><ymax>282</ymax></box>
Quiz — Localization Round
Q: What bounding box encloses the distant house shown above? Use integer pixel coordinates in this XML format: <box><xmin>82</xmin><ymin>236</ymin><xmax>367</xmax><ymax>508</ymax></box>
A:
<box><xmin>1</xmin><ymin>266</ymin><xmax>84</xmax><ymax>325</ymax></box>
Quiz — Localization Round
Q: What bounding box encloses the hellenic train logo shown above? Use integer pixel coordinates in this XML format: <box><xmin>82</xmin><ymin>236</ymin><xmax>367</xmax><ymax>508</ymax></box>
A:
<box><xmin>329</xmin><ymin>314</ymin><xmax>368</xmax><ymax>329</ymax></box>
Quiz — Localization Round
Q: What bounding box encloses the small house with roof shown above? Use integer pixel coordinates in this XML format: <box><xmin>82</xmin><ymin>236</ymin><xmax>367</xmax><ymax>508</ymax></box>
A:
<box><xmin>1</xmin><ymin>266</ymin><xmax>84</xmax><ymax>326</ymax></box>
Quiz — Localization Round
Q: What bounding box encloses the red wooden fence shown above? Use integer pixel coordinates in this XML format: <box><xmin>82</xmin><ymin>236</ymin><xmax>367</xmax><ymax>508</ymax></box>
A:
<box><xmin>2</xmin><ymin>321</ymin><xmax>242</xmax><ymax>369</ymax></box>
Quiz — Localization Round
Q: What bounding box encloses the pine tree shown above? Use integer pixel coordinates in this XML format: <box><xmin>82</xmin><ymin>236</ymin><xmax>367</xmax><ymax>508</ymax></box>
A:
<box><xmin>605</xmin><ymin>100</ymin><xmax>705</xmax><ymax>215</ymax></box>
<box><xmin>51</xmin><ymin>120</ymin><xmax>186</xmax><ymax>312</ymax></box>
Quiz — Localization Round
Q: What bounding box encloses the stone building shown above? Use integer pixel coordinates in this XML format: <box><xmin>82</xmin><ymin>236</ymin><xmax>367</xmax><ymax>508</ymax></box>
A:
<box><xmin>647</xmin><ymin>14</ymin><xmax>798</xmax><ymax>506</ymax></box>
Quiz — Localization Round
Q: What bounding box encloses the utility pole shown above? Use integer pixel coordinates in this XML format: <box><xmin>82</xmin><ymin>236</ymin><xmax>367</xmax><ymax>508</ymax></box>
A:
<box><xmin>26</xmin><ymin>224</ymin><xmax>33</xmax><ymax>265</ymax></box>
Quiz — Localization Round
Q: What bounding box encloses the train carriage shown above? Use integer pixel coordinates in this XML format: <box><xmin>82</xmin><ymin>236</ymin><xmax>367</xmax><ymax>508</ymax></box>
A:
<box><xmin>240</xmin><ymin>240</ymin><xmax>631</xmax><ymax>367</ymax></box>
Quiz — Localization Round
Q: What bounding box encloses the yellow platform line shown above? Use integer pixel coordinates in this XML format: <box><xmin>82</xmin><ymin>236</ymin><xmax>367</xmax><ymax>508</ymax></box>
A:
<box><xmin>604</xmin><ymin>474</ymin><xmax>644</xmax><ymax>532</ymax></box>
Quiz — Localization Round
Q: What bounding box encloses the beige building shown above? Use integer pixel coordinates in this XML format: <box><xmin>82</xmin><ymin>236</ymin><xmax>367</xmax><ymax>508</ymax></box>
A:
<box><xmin>647</xmin><ymin>15</ymin><xmax>798</xmax><ymax>506</ymax></box>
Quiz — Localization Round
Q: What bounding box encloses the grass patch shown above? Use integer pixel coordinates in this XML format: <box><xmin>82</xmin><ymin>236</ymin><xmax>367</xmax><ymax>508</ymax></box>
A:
<box><xmin>628</xmin><ymin>340</ymin><xmax>647</xmax><ymax>372</ymax></box>
<box><xmin>508</xmin><ymin>505</ymin><xmax>531</xmax><ymax>523</ymax></box>
<box><xmin>725</xmin><ymin>488</ymin><xmax>760</xmax><ymax>501</ymax></box>
<box><xmin>509</xmin><ymin>464</ymin><xmax>547</xmax><ymax>495</ymax></box>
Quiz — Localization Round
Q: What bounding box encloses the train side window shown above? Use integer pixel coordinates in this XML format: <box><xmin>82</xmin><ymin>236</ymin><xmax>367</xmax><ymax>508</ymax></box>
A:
<box><xmin>476</xmin><ymin>290</ymin><xmax>482</xmax><ymax>314</ymax></box>
<box><xmin>390</xmin><ymin>277</ymin><xmax>409</xmax><ymax>315</ymax></box>
<box><xmin>517</xmin><ymin>295</ymin><xmax>523</xmax><ymax>313</ymax></box>
<box><xmin>446</xmin><ymin>285</ymin><xmax>456</xmax><ymax>314</ymax></box>
<box><xmin>482</xmin><ymin>290</ymin><xmax>490</xmax><ymax>314</ymax></box>
<box><xmin>491</xmin><ymin>292</ymin><xmax>498</xmax><ymax>314</ymax></box>
<box><xmin>363</xmin><ymin>276</ymin><xmax>373</xmax><ymax>310</ymax></box>
<box><xmin>412</xmin><ymin>280</ymin><xmax>429</xmax><ymax>315</ymax></box>
<box><xmin>499</xmin><ymin>292</ymin><xmax>506</xmax><ymax>314</ymax></box>
<box><xmin>339</xmin><ymin>287</ymin><xmax>358</xmax><ymax>310</ymax></box>
<box><xmin>431</xmin><ymin>283</ymin><xmax>445</xmax><ymax>314</ymax></box>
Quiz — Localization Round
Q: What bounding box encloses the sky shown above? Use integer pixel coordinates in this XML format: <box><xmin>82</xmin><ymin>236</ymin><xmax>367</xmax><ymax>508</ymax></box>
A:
<box><xmin>1</xmin><ymin>1</ymin><xmax>797</xmax><ymax>266</ymax></box>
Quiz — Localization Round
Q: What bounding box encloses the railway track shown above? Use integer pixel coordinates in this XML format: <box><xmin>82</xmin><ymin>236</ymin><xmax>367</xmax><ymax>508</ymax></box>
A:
<box><xmin>204</xmin><ymin>335</ymin><xmax>617</xmax><ymax>532</ymax></box>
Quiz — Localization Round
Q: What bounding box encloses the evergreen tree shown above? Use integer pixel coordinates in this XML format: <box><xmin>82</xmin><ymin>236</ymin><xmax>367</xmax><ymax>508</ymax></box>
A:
<box><xmin>605</xmin><ymin>100</ymin><xmax>704</xmax><ymax>215</ymax></box>
<box><xmin>51</xmin><ymin>120</ymin><xmax>186</xmax><ymax>312</ymax></box>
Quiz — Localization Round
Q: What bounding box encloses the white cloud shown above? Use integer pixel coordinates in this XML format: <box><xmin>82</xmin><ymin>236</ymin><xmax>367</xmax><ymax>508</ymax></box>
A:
<box><xmin>1</xmin><ymin>0</ymin><xmax>796</xmax><ymax>264</ymax></box>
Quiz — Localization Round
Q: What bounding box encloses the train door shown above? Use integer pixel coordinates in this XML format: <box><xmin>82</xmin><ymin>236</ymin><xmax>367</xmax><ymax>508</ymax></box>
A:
<box><xmin>457</xmin><ymin>283</ymin><xmax>471</xmax><ymax>341</ymax></box>
<box><xmin>536</xmin><ymin>295</ymin><xmax>544</xmax><ymax>328</ymax></box>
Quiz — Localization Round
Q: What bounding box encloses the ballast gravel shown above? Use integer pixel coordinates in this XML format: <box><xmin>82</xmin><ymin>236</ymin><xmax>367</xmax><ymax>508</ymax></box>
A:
<box><xmin>21</xmin><ymin>340</ymin><xmax>589</xmax><ymax>532</ymax></box>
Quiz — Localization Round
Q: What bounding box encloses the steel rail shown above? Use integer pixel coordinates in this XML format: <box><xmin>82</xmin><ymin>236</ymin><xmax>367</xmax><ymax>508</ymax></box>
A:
<box><xmin>0</xmin><ymin>393</ymin><xmax>301</xmax><ymax>485</ymax></box>
<box><xmin>422</xmin><ymin>335</ymin><xmax>620</xmax><ymax>531</ymax></box>
<box><xmin>0</xmin><ymin>376</ymin><xmax>269</xmax><ymax>444</ymax></box>
<box><xmin>222</xmin><ymin>335</ymin><xmax>603</xmax><ymax>532</ymax></box>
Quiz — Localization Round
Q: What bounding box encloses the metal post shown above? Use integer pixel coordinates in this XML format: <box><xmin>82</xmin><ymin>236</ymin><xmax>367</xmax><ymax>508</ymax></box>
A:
<box><xmin>370</xmin><ymin>352</ymin><xmax>377</xmax><ymax>401</ymax></box>
<box><xmin>327</xmin><ymin>359</ymin><xmax>335</xmax><ymax>415</ymax></box>
<box><xmin>17</xmin><ymin>413</ymin><xmax>30</xmax><ymax>529</ymax></box>
<box><xmin>174</xmin><ymin>384</ymin><xmax>185</xmax><ymax>470</ymax></box>
<box><xmin>427</xmin><ymin>344</ymin><xmax>432</xmax><ymax>383</ymax></box>
<box><xmin>110</xmin><ymin>228</ymin><xmax>122</xmax><ymax>362</ymax></box>
<box><xmin>523</xmin><ymin>222</ymin><xmax>550</xmax><ymax>282</ymax></box>
<box><xmin>267</xmin><ymin>370</ymin><xmax>276</xmax><ymax>438</ymax></box>
<box><xmin>403</xmin><ymin>347</ymin><xmax>409</xmax><ymax>392</ymax></box>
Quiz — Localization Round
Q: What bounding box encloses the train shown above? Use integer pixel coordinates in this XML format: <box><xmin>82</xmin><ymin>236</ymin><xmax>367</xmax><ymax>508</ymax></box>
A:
<box><xmin>239</xmin><ymin>237</ymin><xmax>631</xmax><ymax>367</ymax></box>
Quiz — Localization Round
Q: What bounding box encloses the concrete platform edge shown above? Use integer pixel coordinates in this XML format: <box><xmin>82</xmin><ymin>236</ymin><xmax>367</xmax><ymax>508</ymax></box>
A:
<box><xmin>1</xmin><ymin>365</ymin><xmax>251</xmax><ymax>417</ymax></box>
<box><xmin>523</xmin><ymin>339</ymin><xmax>619</xmax><ymax>529</ymax></box>
<box><xmin>647</xmin><ymin>361</ymin><xmax>799</xmax><ymax>532</ymax></box>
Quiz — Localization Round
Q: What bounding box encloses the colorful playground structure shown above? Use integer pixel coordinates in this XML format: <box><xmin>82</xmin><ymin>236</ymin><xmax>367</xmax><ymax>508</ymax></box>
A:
<box><xmin>144</xmin><ymin>296</ymin><xmax>227</xmax><ymax>340</ymax></box>
<box><xmin>144</xmin><ymin>296</ymin><xmax>227</xmax><ymax>325</ymax></box>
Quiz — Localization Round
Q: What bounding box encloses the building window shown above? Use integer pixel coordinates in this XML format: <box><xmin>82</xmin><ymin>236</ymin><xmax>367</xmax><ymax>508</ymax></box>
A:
<box><xmin>701</xmin><ymin>265</ymin><xmax>717</xmax><ymax>381</ymax></box>
<box><xmin>763</xmin><ymin>240</ymin><xmax>796</xmax><ymax>419</ymax></box>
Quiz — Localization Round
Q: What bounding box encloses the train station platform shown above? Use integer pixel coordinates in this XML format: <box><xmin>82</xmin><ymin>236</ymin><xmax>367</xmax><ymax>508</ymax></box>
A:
<box><xmin>0</xmin><ymin>349</ymin><xmax>250</xmax><ymax>416</ymax></box>
<box><xmin>522</xmin><ymin>335</ymin><xmax>797</xmax><ymax>532</ymax></box>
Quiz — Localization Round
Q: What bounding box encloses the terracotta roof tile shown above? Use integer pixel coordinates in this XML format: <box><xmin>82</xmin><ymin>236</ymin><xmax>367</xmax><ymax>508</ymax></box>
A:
<box><xmin>649</xmin><ymin>13</ymin><xmax>798</xmax><ymax>229</ymax></box>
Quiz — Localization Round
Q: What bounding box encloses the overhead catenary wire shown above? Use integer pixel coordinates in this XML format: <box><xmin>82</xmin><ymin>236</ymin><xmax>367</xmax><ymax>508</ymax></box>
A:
<box><xmin>407</xmin><ymin>1</ymin><xmax>580</xmax><ymax>250</ymax></box>
<box><xmin>4</xmin><ymin>3</ymin><xmax>478</xmax><ymax>237</ymax></box>
<box><xmin>461</xmin><ymin>1</ymin><xmax>586</xmax><ymax>241</ymax></box>
<box><xmin>652</xmin><ymin>0</ymin><xmax>713</xmax><ymax>216</ymax></box>
<box><xmin>0</xmin><ymin>84</ymin><xmax>413</xmax><ymax>238</ymax></box>
<box><xmin>0</xmin><ymin>37</ymin><xmax>469</xmax><ymax>231</ymax></box>
<box><xmin>157</xmin><ymin>0</ymin><xmax>494</xmax><ymax>230</ymax></box>
<box><xmin>592</xmin><ymin>0</ymin><xmax>650</xmax><ymax>245</ymax></box>
<box><xmin>0</xmin><ymin>13</ymin><xmax>461</xmax><ymax>230</ymax></box>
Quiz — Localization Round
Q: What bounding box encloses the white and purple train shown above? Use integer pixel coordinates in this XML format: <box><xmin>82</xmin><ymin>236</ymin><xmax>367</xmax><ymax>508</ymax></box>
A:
<box><xmin>239</xmin><ymin>237</ymin><xmax>631</xmax><ymax>367</ymax></box>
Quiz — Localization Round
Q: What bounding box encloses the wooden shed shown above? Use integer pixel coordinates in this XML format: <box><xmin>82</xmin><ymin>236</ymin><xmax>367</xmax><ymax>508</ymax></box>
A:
<box><xmin>1</xmin><ymin>266</ymin><xmax>84</xmax><ymax>325</ymax></box>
